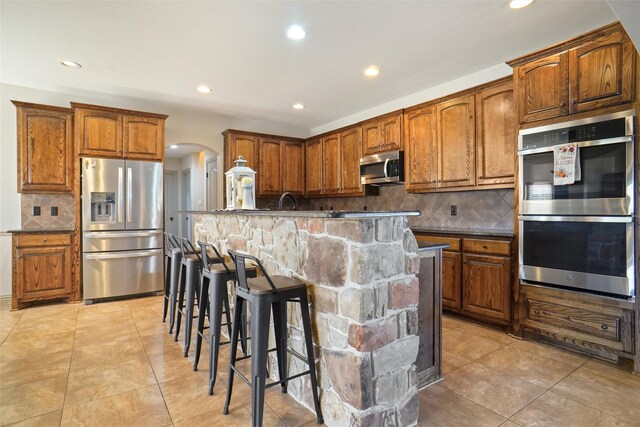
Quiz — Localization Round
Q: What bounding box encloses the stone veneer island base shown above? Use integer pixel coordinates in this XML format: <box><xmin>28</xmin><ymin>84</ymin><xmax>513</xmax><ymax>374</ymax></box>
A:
<box><xmin>190</xmin><ymin>210</ymin><xmax>442</xmax><ymax>427</ymax></box>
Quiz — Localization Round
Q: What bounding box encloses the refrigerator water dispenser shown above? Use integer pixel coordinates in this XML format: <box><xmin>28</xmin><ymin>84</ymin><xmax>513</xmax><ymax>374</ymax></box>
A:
<box><xmin>90</xmin><ymin>192</ymin><xmax>116</xmax><ymax>223</ymax></box>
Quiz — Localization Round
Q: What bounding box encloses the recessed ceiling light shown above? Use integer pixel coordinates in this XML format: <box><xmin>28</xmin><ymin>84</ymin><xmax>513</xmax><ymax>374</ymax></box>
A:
<box><xmin>59</xmin><ymin>60</ymin><xmax>81</xmax><ymax>68</ymax></box>
<box><xmin>287</xmin><ymin>25</ymin><xmax>306</xmax><ymax>40</ymax></box>
<box><xmin>364</xmin><ymin>66</ymin><xmax>381</xmax><ymax>77</ymax></box>
<box><xmin>170</xmin><ymin>144</ymin><xmax>178</xmax><ymax>149</ymax></box>
<box><xmin>509</xmin><ymin>0</ymin><xmax>534</xmax><ymax>9</ymax></box>
<box><xmin>196</xmin><ymin>85</ymin><xmax>212</xmax><ymax>93</ymax></box>
<box><xmin>292</xmin><ymin>103</ymin><xmax>305</xmax><ymax>110</ymax></box>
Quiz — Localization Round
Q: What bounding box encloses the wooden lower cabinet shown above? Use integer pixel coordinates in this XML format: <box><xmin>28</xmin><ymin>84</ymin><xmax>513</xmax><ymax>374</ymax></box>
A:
<box><xmin>12</xmin><ymin>232</ymin><xmax>73</xmax><ymax>310</ymax></box>
<box><xmin>522</xmin><ymin>284</ymin><xmax>636</xmax><ymax>360</ymax></box>
<box><xmin>462</xmin><ymin>254</ymin><xmax>511</xmax><ymax>322</ymax></box>
<box><xmin>415</xmin><ymin>232</ymin><xmax>513</xmax><ymax>325</ymax></box>
<box><xmin>442</xmin><ymin>251</ymin><xmax>462</xmax><ymax>310</ymax></box>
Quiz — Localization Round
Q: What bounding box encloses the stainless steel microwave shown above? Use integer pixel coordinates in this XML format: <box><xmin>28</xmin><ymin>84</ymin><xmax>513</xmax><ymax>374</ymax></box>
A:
<box><xmin>360</xmin><ymin>150</ymin><xmax>404</xmax><ymax>185</ymax></box>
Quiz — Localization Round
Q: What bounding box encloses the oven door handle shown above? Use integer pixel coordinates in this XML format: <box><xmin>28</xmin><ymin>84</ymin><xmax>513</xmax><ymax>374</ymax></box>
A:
<box><xmin>519</xmin><ymin>215</ymin><xmax>633</xmax><ymax>223</ymax></box>
<box><xmin>518</xmin><ymin>136</ymin><xmax>633</xmax><ymax>155</ymax></box>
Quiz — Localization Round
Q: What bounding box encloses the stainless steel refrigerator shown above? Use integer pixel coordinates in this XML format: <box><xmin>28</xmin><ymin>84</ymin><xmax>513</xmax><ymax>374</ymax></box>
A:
<box><xmin>81</xmin><ymin>157</ymin><xmax>164</xmax><ymax>303</ymax></box>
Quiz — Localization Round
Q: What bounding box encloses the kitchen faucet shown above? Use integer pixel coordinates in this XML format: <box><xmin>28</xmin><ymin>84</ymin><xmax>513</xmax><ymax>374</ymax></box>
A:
<box><xmin>278</xmin><ymin>192</ymin><xmax>297</xmax><ymax>211</ymax></box>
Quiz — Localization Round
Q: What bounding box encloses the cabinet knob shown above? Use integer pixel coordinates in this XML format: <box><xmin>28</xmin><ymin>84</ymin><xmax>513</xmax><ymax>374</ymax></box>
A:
<box><xmin>42</xmin><ymin>239</ymin><xmax>47</xmax><ymax>243</ymax></box>
<box><xmin>571</xmin><ymin>100</ymin><xmax>577</xmax><ymax>105</ymax></box>
<box><xmin>533</xmin><ymin>309</ymin><xmax>540</xmax><ymax>315</ymax></box>
<box><xmin>478</xmin><ymin>176</ymin><xmax>483</xmax><ymax>179</ymax></box>
<box><xmin>601</xmin><ymin>324</ymin><xmax>608</xmax><ymax>331</ymax></box>
<box><xmin>560</xmin><ymin>102</ymin><xmax>566</xmax><ymax>107</ymax></box>
<box><xmin>482</xmin><ymin>244</ymin><xmax>488</xmax><ymax>249</ymax></box>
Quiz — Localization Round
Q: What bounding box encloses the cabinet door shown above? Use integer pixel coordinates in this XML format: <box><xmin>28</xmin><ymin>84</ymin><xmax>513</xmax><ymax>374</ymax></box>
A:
<box><xmin>15</xmin><ymin>245</ymin><xmax>72</xmax><ymax>302</ymax></box>
<box><xmin>340</xmin><ymin>127</ymin><xmax>363</xmax><ymax>195</ymax></box>
<box><xmin>516</xmin><ymin>53</ymin><xmax>569</xmax><ymax>123</ymax></box>
<box><xmin>282</xmin><ymin>141</ymin><xmax>305</xmax><ymax>196</ymax></box>
<box><xmin>380</xmin><ymin>113</ymin><xmax>403</xmax><ymax>151</ymax></box>
<box><xmin>230</xmin><ymin>134</ymin><xmax>259</xmax><ymax>170</ymax></box>
<box><xmin>16</xmin><ymin>105</ymin><xmax>73</xmax><ymax>193</ymax></box>
<box><xmin>462</xmin><ymin>254</ymin><xmax>511</xmax><ymax>322</ymax></box>
<box><xmin>475</xmin><ymin>81</ymin><xmax>516</xmax><ymax>186</ymax></box>
<box><xmin>76</xmin><ymin>108</ymin><xmax>123</xmax><ymax>157</ymax></box>
<box><xmin>305</xmin><ymin>138</ymin><xmax>323</xmax><ymax>196</ymax></box>
<box><xmin>123</xmin><ymin>115</ymin><xmax>164</xmax><ymax>160</ymax></box>
<box><xmin>437</xmin><ymin>95</ymin><xmax>476</xmax><ymax>188</ymax></box>
<box><xmin>404</xmin><ymin>106</ymin><xmax>438</xmax><ymax>192</ymax></box>
<box><xmin>362</xmin><ymin>120</ymin><xmax>381</xmax><ymax>155</ymax></box>
<box><xmin>258</xmin><ymin>138</ymin><xmax>283</xmax><ymax>196</ymax></box>
<box><xmin>568</xmin><ymin>30</ymin><xmax>635</xmax><ymax>114</ymax></box>
<box><xmin>323</xmin><ymin>133</ymin><xmax>342</xmax><ymax>195</ymax></box>
<box><xmin>442</xmin><ymin>251</ymin><xmax>462</xmax><ymax>310</ymax></box>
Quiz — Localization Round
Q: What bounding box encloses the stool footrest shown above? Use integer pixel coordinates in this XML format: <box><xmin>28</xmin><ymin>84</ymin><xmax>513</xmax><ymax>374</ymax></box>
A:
<box><xmin>287</xmin><ymin>348</ymin><xmax>309</xmax><ymax>366</ymax></box>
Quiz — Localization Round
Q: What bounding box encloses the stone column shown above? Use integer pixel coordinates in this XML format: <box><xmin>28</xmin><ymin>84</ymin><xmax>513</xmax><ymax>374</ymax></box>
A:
<box><xmin>193</xmin><ymin>213</ymin><xmax>421</xmax><ymax>427</ymax></box>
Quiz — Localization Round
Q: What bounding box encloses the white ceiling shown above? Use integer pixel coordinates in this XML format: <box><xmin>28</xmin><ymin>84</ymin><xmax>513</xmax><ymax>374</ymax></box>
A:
<box><xmin>1</xmin><ymin>1</ymin><xmax>619</xmax><ymax>132</ymax></box>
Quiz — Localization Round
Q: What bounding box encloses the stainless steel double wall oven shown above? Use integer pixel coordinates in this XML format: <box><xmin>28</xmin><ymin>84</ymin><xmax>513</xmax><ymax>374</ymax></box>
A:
<box><xmin>518</xmin><ymin>110</ymin><xmax>636</xmax><ymax>298</ymax></box>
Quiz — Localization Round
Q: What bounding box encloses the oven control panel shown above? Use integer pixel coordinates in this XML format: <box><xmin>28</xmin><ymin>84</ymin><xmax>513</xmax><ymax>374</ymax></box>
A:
<box><xmin>521</xmin><ymin>116</ymin><xmax>628</xmax><ymax>150</ymax></box>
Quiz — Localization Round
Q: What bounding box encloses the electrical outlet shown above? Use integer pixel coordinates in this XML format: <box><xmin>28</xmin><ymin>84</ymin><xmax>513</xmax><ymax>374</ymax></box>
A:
<box><xmin>33</xmin><ymin>206</ymin><xmax>41</xmax><ymax>216</ymax></box>
<box><xmin>51</xmin><ymin>206</ymin><xmax>58</xmax><ymax>216</ymax></box>
<box><xmin>450</xmin><ymin>205</ymin><xmax>457</xmax><ymax>216</ymax></box>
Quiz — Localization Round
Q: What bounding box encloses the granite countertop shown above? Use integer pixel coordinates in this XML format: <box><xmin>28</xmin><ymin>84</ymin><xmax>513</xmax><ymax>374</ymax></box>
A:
<box><xmin>416</xmin><ymin>241</ymin><xmax>450</xmax><ymax>251</ymax></box>
<box><xmin>181</xmin><ymin>209</ymin><xmax>421</xmax><ymax>219</ymax></box>
<box><xmin>411</xmin><ymin>227</ymin><xmax>514</xmax><ymax>238</ymax></box>
<box><xmin>7</xmin><ymin>229</ymin><xmax>74</xmax><ymax>234</ymax></box>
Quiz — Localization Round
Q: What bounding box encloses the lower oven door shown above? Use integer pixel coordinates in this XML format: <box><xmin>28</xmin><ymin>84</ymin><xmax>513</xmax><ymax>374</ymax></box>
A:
<box><xmin>519</xmin><ymin>216</ymin><xmax>634</xmax><ymax>297</ymax></box>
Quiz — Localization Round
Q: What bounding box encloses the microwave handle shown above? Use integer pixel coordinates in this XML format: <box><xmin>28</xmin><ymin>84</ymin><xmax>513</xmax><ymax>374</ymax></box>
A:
<box><xmin>383</xmin><ymin>159</ymin><xmax>390</xmax><ymax>179</ymax></box>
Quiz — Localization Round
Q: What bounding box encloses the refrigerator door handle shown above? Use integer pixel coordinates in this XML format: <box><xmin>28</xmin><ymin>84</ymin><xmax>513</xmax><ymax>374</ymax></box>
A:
<box><xmin>117</xmin><ymin>166</ymin><xmax>124</xmax><ymax>222</ymax></box>
<box><xmin>84</xmin><ymin>231</ymin><xmax>162</xmax><ymax>239</ymax></box>
<box><xmin>84</xmin><ymin>249</ymin><xmax>163</xmax><ymax>260</ymax></box>
<box><xmin>127</xmin><ymin>167</ymin><xmax>133</xmax><ymax>223</ymax></box>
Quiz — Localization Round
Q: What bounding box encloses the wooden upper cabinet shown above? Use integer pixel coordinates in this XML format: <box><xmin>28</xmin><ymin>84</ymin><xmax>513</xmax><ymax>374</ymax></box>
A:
<box><xmin>475</xmin><ymin>81</ymin><xmax>516</xmax><ymax>186</ymax></box>
<box><xmin>13</xmin><ymin>102</ymin><xmax>73</xmax><ymax>193</ymax></box>
<box><xmin>362</xmin><ymin>112</ymin><xmax>403</xmax><ymax>155</ymax></box>
<box><xmin>305</xmin><ymin>138</ymin><xmax>323</xmax><ymax>196</ymax></box>
<box><xmin>437</xmin><ymin>95</ymin><xmax>475</xmax><ymax>188</ymax></box>
<box><xmin>568</xmin><ymin>30</ymin><xmax>635</xmax><ymax>114</ymax></box>
<box><xmin>123</xmin><ymin>115</ymin><xmax>164</xmax><ymax>160</ymax></box>
<box><xmin>75</xmin><ymin>108</ymin><xmax>123</xmax><ymax>157</ymax></box>
<box><xmin>340</xmin><ymin>127</ymin><xmax>363</xmax><ymax>195</ymax></box>
<box><xmin>226</xmin><ymin>133</ymin><xmax>259</xmax><ymax>171</ymax></box>
<box><xmin>282</xmin><ymin>141</ymin><xmax>305</xmax><ymax>196</ymax></box>
<box><xmin>404</xmin><ymin>106</ymin><xmax>438</xmax><ymax>192</ymax></box>
<box><xmin>510</xmin><ymin>23</ymin><xmax>636</xmax><ymax>123</ymax></box>
<box><xmin>380</xmin><ymin>113</ymin><xmax>403</xmax><ymax>152</ymax></box>
<box><xmin>258</xmin><ymin>138</ymin><xmax>283</xmax><ymax>196</ymax></box>
<box><xmin>362</xmin><ymin>120</ymin><xmax>381</xmax><ymax>155</ymax></box>
<box><xmin>516</xmin><ymin>53</ymin><xmax>569</xmax><ymax>123</ymax></box>
<box><xmin>323</xmin><ymin>133</ymin><xmax>342</xmax><ymax>195</ymax></box>
<box><xmin>74</xmin><ymin>103</ymin><xmax>166</xmax><ymax>160</ymax></box>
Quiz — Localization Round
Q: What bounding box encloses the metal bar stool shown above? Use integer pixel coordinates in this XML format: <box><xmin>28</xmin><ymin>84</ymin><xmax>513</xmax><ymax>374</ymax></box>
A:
<box><xmin>224</xmin><ymin>250</ymin><xmax>324</xmax><ymax>427</ymax></box>
<box><xmin>162</xmin><ymin>232</ymin><xmax>180</xmax><ymax>324</ymax></box>
<box><xmin>174</xmin><ymin>237</ymin><xmax>204</xmax><ymax>357</ymax></box>
<box><xmin>192</xmin><ymin>241</ymin><xmax>256</xmax><ymax>395</ymax></box>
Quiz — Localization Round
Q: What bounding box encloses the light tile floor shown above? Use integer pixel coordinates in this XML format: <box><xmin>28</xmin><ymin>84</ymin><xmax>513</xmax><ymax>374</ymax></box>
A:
<box><xmin>1</xmin><ymin>296</ymin><xmax>639</xmax><ymax>426</ymax></box>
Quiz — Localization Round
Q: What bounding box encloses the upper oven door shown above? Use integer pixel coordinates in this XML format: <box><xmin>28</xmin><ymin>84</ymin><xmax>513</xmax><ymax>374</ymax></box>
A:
<box><xmin>519</xmin><ymin>215</ymin><xmax>635</xmax><ymax>297</ymax></box>
<box><xmin>518</xmin><ymin>138</ymin><xmax>634</xmax><ymax>216</ymax></box>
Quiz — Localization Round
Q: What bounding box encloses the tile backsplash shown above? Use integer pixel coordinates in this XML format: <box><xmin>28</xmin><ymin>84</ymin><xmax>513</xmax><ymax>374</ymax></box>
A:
<box><xmin>21</xmin><ymin>194</ymin><xmax>75</xmax><ymax>230</ymax></box>
<box><xmin>309</xmin><ymin>186</ymin><xmax>514</xmax><ymax>232</ymax></box>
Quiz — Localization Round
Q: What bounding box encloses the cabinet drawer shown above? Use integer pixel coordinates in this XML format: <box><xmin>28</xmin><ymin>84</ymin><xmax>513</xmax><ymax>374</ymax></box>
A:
<box><xmin>415</xmin><ymin>235</ymin><xmax>461</xmax><ymax>251</ymax></box>
<box><xmin>463</xmin><ymin>238</ymin><xmax>510</xmax><ymax>255</ymax></box>
<box><xmin>527</xmin><ymin>299</ymin><xmax>634</xmax><ymax>353</ymax></box>
<box><xmin>15</xmin><ymin>233</ymin><xmax>71</xmax><ymax>248</ymax></box>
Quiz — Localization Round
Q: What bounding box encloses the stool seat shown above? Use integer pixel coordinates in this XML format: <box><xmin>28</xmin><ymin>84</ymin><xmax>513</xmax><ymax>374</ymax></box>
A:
<box><xmin>247</xmin><ymin>276</ymin><xmax>305</xmax><ymax>294</ymax></box>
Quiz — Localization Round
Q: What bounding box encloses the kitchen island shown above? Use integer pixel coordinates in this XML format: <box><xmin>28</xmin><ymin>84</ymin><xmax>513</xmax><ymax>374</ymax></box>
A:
<box><xmin>189</xmin><ymin>210</ymin><xmax>442</xmax><ymax>427</ymax></box>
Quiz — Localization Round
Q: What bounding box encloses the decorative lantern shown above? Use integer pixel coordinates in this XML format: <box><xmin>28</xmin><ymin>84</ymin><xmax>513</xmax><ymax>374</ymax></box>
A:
<box><xmin>225</xmin><ymin>156</ymin><xmax>256</xmax><ymax>210</ymax></box>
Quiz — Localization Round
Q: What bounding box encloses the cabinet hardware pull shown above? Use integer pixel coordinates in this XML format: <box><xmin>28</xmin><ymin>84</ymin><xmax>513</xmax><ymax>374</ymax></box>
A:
<box><xmin>478</xmin><ymin>176</ymin><xmax>483</xmax><ymax>179</ymax></box>
<box><xmin>571</xmin><ymin>100</ymin><xmax>577</xmax><ymax>105</ymax></box>
<box><xmin>533</xmin><ymin>309</ymin><xmax>540</xmax><ymax>315</ymax></box>
<box><xmin>560</xmin><ymin>102</ymin><xmax>566</xmax><ymax>107</ymax></box>
<box><xmin>42</xmin><ymin>239</ymin><xmax>47</xmax><ymax>242</ymax></box>
<box><xmin>601</xmin><ymin>324</ymin><xmax>608</xmax><ymax>330</ymax></box>
<box><xmin>482</xmin><ymin>244</ymin><xmax>488</xmax><ymax>249</ymax></box>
